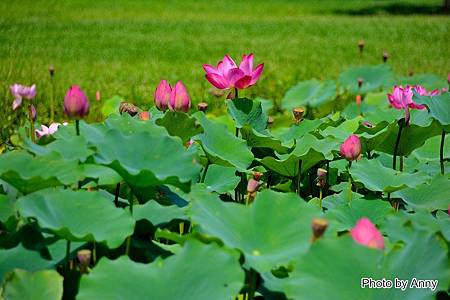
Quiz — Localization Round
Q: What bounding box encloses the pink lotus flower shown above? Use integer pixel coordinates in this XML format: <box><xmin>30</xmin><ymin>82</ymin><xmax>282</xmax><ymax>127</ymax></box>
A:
<box><xmin>154</xmin><ymin>80</ymin><xmax>172</xmax><ymax>111</ymax></box>
<box><xmin>35</xmin><ymin>122</ymin><xmax>68</xmax><ymax>139</ymax></box>
<box><xmin>64</xmin><ymin>85</ymin><xmax>89</xmax><ymax>118</ymax></box>
<box><xmin>387</xmin><ymin>85</ymin><xmax>425</xmax><ymax>124</ymax></box>
<box><xmin>340</xmin><ymin>135</ymin><xmax>361</xmax><ymax>161</ymax></box>
<box><xmin>350</xmin><ymin>218</ymin><xmax>384</xmax><ymax>250</ymax></box>
<box><xmin>169</xmin><ymin>81</ymin><xmax>191</xmax><ymax>112</ymax></box>
<box><xmin>413</xmin><ymin>85</ymin><xmax>440</xmax><ymax>96</ymax></box>
<box><xmin>203</xmin><ymin>54</ymin><xmax>264</xmax><ymax>90</ymax></box>
<box><xmin>10</xmin><ymin>84</ymin><xmax>36</xmax><ymax>110</ymax></box>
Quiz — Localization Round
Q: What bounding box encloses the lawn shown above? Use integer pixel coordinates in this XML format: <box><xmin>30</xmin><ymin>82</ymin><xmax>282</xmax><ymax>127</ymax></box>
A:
<box><xmin>0</xmin><ymin>0</ymin><xmax>448</xmax><ymax>122</ymax></box>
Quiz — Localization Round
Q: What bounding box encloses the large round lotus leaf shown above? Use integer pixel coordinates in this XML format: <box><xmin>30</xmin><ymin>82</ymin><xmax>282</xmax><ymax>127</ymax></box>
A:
<box><xmin>282</xmin><ymin>79</ymin><xmax>336</xmax><ymax>110</ymax></box>
<box><xmin>339</xmin><ymin>64</ymin><xmax>394</xmax><ymax>94</ymax></box>
<box><xmin>0</xmin><ymin>194</ymin><xmax>15</xmax><ymax>224</ymax></box>
<box><xmin>227</xmin><ymin>98</ymin><xmax>268</xmax><ymax>133</ymax></box>
<box><xmin>325</xmin><ymin>198</ymin><xmax>394</xmax><ymax>231</ymax></box>
<box><xmin>414</xmin><ymin>92</ymin><xmax>450</xmax><ymax>126</ymax></box>
<box><xmin>263</xmin><ymin>236</ymin><xmax>384</xmax><ymax>299</ymax></box>
<box><xmin>81</xmin><ymin>164</ymin><xmax>122</xmax><ymax>186</ymax></box>
<box><xmin>350</xmin><ymin>159</ymin><xmax>430</xmax><ymax>193</ymax></box>
<box><xmin>17</xmin><ymin>188</ymin><xmax>135</xmax><ymax>248</ymax></box>
<box><xmin>320</xmin><ymin>117</ymin><xmax>362</xmax><ymax>140</ymax></box>
<box><xmin>101</xmin><ymin>95</ymin><xmax>122</xmax><ymax>118</ymax></box>
<box><xmin>93</xmin><ymin>129</ymin><xmax>201</xmax><ymax>190</ymax></box>
<box><xmin>105</xmin><ymin>113</ymin><xmax>169</xmax><ymax>135</ymax></box>
<box><xmin>77</xmin><ymin>240</ymin><xmax>244</xmax><ymax>300</ymax></box>
<box><xmin>392</xmin><ymin>174</ymin><xmax>450</xmax><ymax>211</ymax></box>
<box><xmin>1</xmin><ymin>269</ymin><xmax>63</xmax><ymax>300</ymax></box>
<box><xmin>203</xmin><ymin>164</ymin><xmax>240</xmax><ymax>194</ymax></box>
<box><xmin>261</xmin><ymin>134</ymin><xmax>339</xmax><ymax>177</ymax></box>
<box><xmin>156</xmin><ymin>111</ymin><xmax>203</xmax><ymax>143</ymax></box>
<box><xmin>0</xmin><ymin>151</ymin><xmax>84</xmax><ymax>194</ymax></box>
<box><xmin>400</xmin><ymin>73</ymin><xmax>447</xmax><ymax>90</ymax></box>
<box><xmin>240</xmin><ymin>126</ymin><xmax>288</xmax><ymax>154</ymax></box>
<box><xmin>411</xmin><ymin>135</ymin><xmax>450</xmax><ymax>162</ymax></box>
<box><xmin>133</xmin><ymin>201</ymin><xmax>187</xmax><ymax>226</ymax></box>
<box><xmin>371</xmin><ymin>120</ymin><xmax>441</xmax><ymax>156</ymax></box>
<box><xmin>188</xmin><ymin>189</ymin><xmax>321</xmax><ymax>272</ymax></box>
<box><xmin>0</xmin><ymin>245</ymin><xmax>52</xmax><ymax>281</ymax></box>
<box><xmin>193</xmin><ymin>113</ymin><xmax>254</xmax><ymax>172</ymax></box>
<box><xmin>274</xmin><ymin>119</ymin><xmax>322</xmax><ymax>144</ymax></box>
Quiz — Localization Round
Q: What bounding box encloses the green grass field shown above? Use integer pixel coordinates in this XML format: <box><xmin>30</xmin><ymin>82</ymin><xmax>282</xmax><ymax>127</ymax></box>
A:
<box><xmin>0</xmin><ymin>0</ymin><xmax>449</xmax><ymax>121</ymax></box>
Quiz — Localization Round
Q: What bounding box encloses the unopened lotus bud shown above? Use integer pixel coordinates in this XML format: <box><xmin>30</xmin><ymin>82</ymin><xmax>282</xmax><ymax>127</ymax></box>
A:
<box><xmin>355</xmin><ymin>95</ymin><xmax>362</xmax><ymax>105</ymax></box>
<box><xmin>292</xmin><ymin>107</ymin><xmax>305</xmax><ymax>124</ymax></box>
<box><xmin>247</xmin><ymin>178</ymin><xmax>260</xmax><ymax>194</ymax></box>
<box><xmin>64</xmin><ymin>85</ymin><xmax>89</xmax><ymax>119</ymax></box>
<box><xmin>340</xmin><ymin>135</ymin><xmax>361</xmax><ymax>161</ymax></box>
<box><xmin>96</xmin><ymin>90</ymin><xmax>101</xmax><ymax>101</ymax></box>
<box><xmin>357</xmin><ymin>78</ymin><xmax>363</xmax><ymax>89</ymax></box>
<box><xmin>311</xmin><ymin>218</ymin><xmax>328</xmax><ymax>242</ymax></box>
<box><xmin>197</xmin><ymin>102</ymin><xmax>208</xmax><ymax>112</ymax></box>
<box><xmin>119</xmin><ymin>102</ymin><xmax>139</xmax><ymax>116</ymax></box>
<box><xmin>169</xmin><ymin>81</ymin><xmax>191</xmax><ymax>112</ymax></box>
<box><xmin>267</xmin><ymin>116</ymin><xmax>274</xmax><ymax>125</ymax></box>
<box><xmin>317</xmin><ymin>168</ymin><xmax>327</xmax><ymax>179</ymax></box>
<box><xmin>253</xmin><ymin>172</ymin><xmax>263</xmax><ymax>181</ymax></box>
<box><xmin>77</xmin><ymin>249</ymin><xmax>91</xmax><ymax>273</ymax></box>
<box><xmin>358</xmin><ymin>40</ymin><xmax>365</xmax><ymax>54</ymax></box>
<box><xmin>154</xmin><ymin>80</ymin><xmax>171</xmax><ymax>111</ymax></box>
<box><xmin>31</xmin><ymin>104</ymin><xmax>37</xmax><ymax>121</ymax></box>
<box><xmin>138</xmin><ymin>111</ymin><xmax>151</xmax><ymax>121</ymax></box>
<box><xmin>382</xmin><ymin>52</ymin><xmax>389</xmax><ymax>63</ymax></box>
<box><xmin>48</xmin><ymin>66</ymin><xmax>55</xmax><ymax>77</ymax></box>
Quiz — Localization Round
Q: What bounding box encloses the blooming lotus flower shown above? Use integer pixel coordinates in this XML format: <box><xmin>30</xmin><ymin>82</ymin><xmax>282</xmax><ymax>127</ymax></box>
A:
<box><xmin>64</xmin><ymin>85</ymin><xmax>89</xmax><ymax>118</ymax></box>
<box><xmin>350</xmin><ymin>218</ymin><xmax>384</xmax><ymax>250</ymax></box>
<box><xmin>10</xmin><ymin>84</ymin><xmax>36</xmax><ymax>110</ymax></box>
<box><xmin>413</xmin><ymin>85</ymin><xmax>440</xmax><ymax>96</ymax></box>
<box><xmin>35</xmin><ymin>122</ymin><xmax>67</xmax><ymax>139</ymax></box>
<box><xmin>340</xmin><ymin>135</ymin><xmax>361</xmax><ymax>161</ymax></box>
<box><xmin>154</xmin><ymin>80</ymin><xmax>172</xmax><ymax>111</ymax></box>
<box><xmin>387</xmin><ymin>85</ymin><xmax>425</xmax><ymax>124</ymax></box>
<box><xmin>203</xmin><ymin>54</ymin><xmax>264</xmax><ymax>90</ymax></box>
<box><xmin>169</xmin><ymin>81</ymin><xmax>191</xmax><ymax>112</ymax></box>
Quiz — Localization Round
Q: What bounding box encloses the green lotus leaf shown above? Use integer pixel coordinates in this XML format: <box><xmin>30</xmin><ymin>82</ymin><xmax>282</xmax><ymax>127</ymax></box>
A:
<box><xmin>240</xmin><ymin>126</ymin><xmax>288</xmax><ymax>154</ymax></box>
<box><xmin>411</xmin><ymin>135</ymin><xmax>450</xmax><ymax>162</ymax></box>
<box><xmin>274</xmin><ymin>119</ymin><xmax>323</xmax><ymax>144</ymax></box>
<box><xmin>392</xmin><ymin>174</ymin><xmax>450</xmax><ymax>211</ymax></box>
<box><xmin>77</xmin><ymin>240</ymin><xmax>244</xmax><ymax>300</ymax></box>
<box><xmin>1</xmin><ymin>269</ymin><xmax>63</xmax><ymax>300</ymax></box>
<box><xmin>260</xmin><ymin>134</ymin><xmax>339</xmax><ymax>177</ymax></box>
<box><xmin>156</xmin><ymin>111</ymin><xmax>203</xmax><ymax>143</ymax></box>
<box><xmin>104</xmin><ymin>113</ymin><xmax>168</xmax><ymax>136</ymax></box>
<box><xmin>400</xmin><ymin>73</ymin><xmax>447</xmax><ymax>90</ymax></box>
<box><xmin>133</xmin><ymin>201</ymin><xmax>187</xmax><ymax>226</ymax></box>
<box><xmin>0</xmin><ymin>245</ymin><xmax>52</xmax><ymax>281</ymax></box>
<box><xmin>203</xmin><ymin>164</ymin><xmax>240</xmax><ymax>194</ymax></box>
<box><xmin>414</xmin><ymin>92</ymin><xmax>450</xmax><ymax>126</ymax></box>
<box><xmin>350</xmin><ymin>159</ymin><xmax>430</xmax><ymax>193</ymax></box>
<box><xmin>101</xmin><ymin>95</ymin><xmax>122</xmax><ymax>118</ymax></box>
<box><xmin>17</xmin><ymin>188</ymin><xmax>135</xmax><ymax>248</ymax></box>
<box><xmin>0</xmin><ymin>151</ymin><xmax>85</xmax><ymax>194</ymax></box>
<box><xmin>227</xmin><ymin>97</ymin><xmax>268</xmax><ymax>133</ymax></box>
<box><xmin>194</xmin><ymin>113</ymin><xmax>254</xmax><ymax>172</ymax></box>
<box><xmin>339</xmin><ymin>64</ymin><xmax>394</xmax><ymax>94</ymax></box>
<box><xmin>0</xmin><ymin>194</ymin><xmax>15</xmax><ymax>224</ymax></box>
<box><xmin>81</xmin><ymin>164</ymin><xmax>122</xmax><ymax>186</ymax></box>
<box><xmin>320</xmin><ymin>117</ymin><xmax>362</xmax><ymax>140</ymax></box>
<box><xmin>93</xmin><ymin>129</ymin><xmax>201</xmax><ymax>190</ymax></box>
<box><xmin>282</xmin><ymin>79</ymin><xmax>336</xmax><ymax>110</ymax></box>
<box><xmin>188</xmin><ymin>189</ymin><xmax>321</xmax><ymax>272</ymax></box>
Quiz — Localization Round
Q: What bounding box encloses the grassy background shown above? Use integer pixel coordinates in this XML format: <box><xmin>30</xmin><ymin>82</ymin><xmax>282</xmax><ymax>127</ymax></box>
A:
<box><xmin>0</xmin><ymin>0</ymin><xmax>449</xmax><ymax>123</ymax></box>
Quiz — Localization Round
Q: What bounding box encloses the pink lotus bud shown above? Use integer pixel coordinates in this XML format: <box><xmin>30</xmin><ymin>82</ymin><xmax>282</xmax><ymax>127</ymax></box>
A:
<box><xmin>31</xmin><ymin>104</ymin><xmax>37</xmax><ymax>121</ymax></box>
<box><xmin>169</xmin><ymin>81</ymin><xmax>191</xmax><ymax>112</ymax></box>
<box><xmin>154</xmin><ymin>80</ymin><xmax>171</xmax><ymax>111</ymax></box>
<box><xmin>96</xmin><ymin>90</ymin><xmax>101</xmax><ymax>101</ymax></box>
<box><xmin>340</xmin><ymin>135</ymin><xmax>361</xmax><ymax>161</ymax></box>
<box><xmin>350</xmin><ymin>218</ymin><xmax>384</xmax><ymax>250</ymax></box>
<box><xmin>64</xmin><ymin>85</ymin><xmax>89</xmax><ymax>118</ymax></box>
<box><xmin>448</xmin><ymin>73</ymin><xmax>450</xmax><ymax>85</ymax></box>
<box><xmin>356</xmin><ymin>95</ymin><xmax>362</xmax><ymax>105</ymax></box>
<box><xmin>247</xmin><ymin>178</ymin><xmax>260</xmax><ymax>194</ymax></box>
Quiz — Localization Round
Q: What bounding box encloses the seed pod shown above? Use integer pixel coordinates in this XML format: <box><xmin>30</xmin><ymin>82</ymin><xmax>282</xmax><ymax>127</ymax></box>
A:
<box><xmin>197</xmin><ymin>102</ymin><xmax>208</xmax><ymax>112</ymax></box>
<box><xmin>77</xmin><ymin>249</ymin><xmax>91</xmax><ymax>273</ymax></box>
<box><xmin>119</xmin><ymin>102</ymin><xmax>139</xmax><ymax>116</ymax></box>
<box><xmin>49</xmin><ymin>66</ymin><xmax>55</xmax><ymax>77</ymax></box>
<box><xmin>382</xmin><ymin>52</ymin><xmax>389</xmax><ymax>63</ymax></box>
<box><xmin>317</xmin><ymin>168</ymin><xmax>327</xmax><ymax>178</ymax></box>
<box><xmin>311</xmin><ymin>218</ymin><xmax>328</xmax><ymax>242</ymax></box>
<box><xmin>292</xmin><ymin>107</ymin><xmax>305</xmax><ymax>124</ymax></box>
<box><xmin>253</xmin><ymin>171</ymin><xmax>263</xmax><ymax>181</ymax></box>
<box><xmin>267</xmin><ymin>116</ymin><xmax>274</xmax><ymax>125</ymax></box>
<box><xmin>358</xmin><ymin>40</ymin><xmax>365</xmax><ymax>54</ymax></box>
<box><xmin>357</xmin><ymin>78</ymin><xmax>363</xmax><ymax>89</ymax></box>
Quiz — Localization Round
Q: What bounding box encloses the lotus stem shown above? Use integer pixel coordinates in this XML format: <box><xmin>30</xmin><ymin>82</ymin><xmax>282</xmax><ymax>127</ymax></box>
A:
<box><xmin>50</xmin><ymin>75</ymin><xmax>55</xmax><ymax>122</ymax></box>
<box><xmin>28</xmin><ymin>104</ymin><xmax>35</xmax><ymax>142</ymax></box>
<box><xmin>114</xmin><ymin>183</ymin><xmax>120</xmax><ymax>207</ymax></box>
<box><xmin>440</xmin><ymin>130</ymin><xmax>446</xmax><ymax>175</ymax></box>
<box><xmin>399</xmin><ymin>156</ymin><xmax>404</xmax><ymax>172</ymax></box>
<box><xmin>297</xmin><ymin>160</ymin><xmax>302</xmax><ymax>196</ymax></box>
<box><xmin>65</xmin><ymin>240</ymin><xmax>71</xmax><ymax>274</ymax></box>
<box><xmin>200</xmin><ymin>159</ymin><xmax>210</xmax><ymax>183</ymax></box>
<box><xmin>179</xmin><ymin>222</ymin><xmax>185</xmax><ymax>235</ymax></box>
<box><xmin>245</xmin><ymin>192</ymin><xmax>250</xmax><ymax>206</ymax></box>
<box><xmin>319</xmin><ymin>188</ymin><xmax>323</xmax><ymax>208</ymax></box>
<box><xmin>125</xmin><ymin>236</ymin><xmax>131</xmax><ymax>257</ymax></box>
<box><xmin>234</xmin><ymin>87</ymin><xmax>238</xmax><ymax>99</ymax></box>
<box><xmin>325</xmin><ymin>160</ymin><xmax>330</xmax><ymax>196</ymax></box>
<box><xmin>75</xmin><ymin>120</ymin><xmax>80</xmax><ymax>136</ymax></box>
<box><xmin>392</xmin><ymin>120</ymin><xmax>404</xmax><ymax>170</ymax></box>
<box><xmin>348</xmin><ymin>161</ymin><xmax>352</xmax><ymax>202</ymax></box>
<box><xmin>92</xmin><ymin>242</ymin><xmax>97</xmax><ymax>264</ymax></box>
<box><xmin>247</xmin><ymin>268</ymin><xmax>257</xmax><ymax>300</ymax></box>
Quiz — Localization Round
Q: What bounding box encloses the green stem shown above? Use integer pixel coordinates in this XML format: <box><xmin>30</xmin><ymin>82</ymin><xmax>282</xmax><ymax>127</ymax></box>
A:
<box><xmin>234</xmin><ymin>87</ymin><xmax>238</xmax><ymax>99</ymax></box>
<box><xmin>440</xmin><ymin>130</ymin><xmax>446</xmax><ymax>175</ymax></box>
<box><xmin>325</xmin><ymin>160</ymin><xmax>330</xmax><ymax>196</ymax></box>
<box><xmin>392</xmin><ymin>121</ymin><xmax>404</xmax><ymax>170</ymax></box>
<box><xmin>50</xmin><ymin>77</ymin><xmax>55</xmax><ymax>122</ymax></box>
<box><xmin>125</xmin><ymin>236</ymin><xmax>131</xmax><ymax>257</ymax></box>
<box><xmin>75</xmin><ymin>120</ymin><xmax>80</xmax><ymax>136</ymax></box>
<box><xmin>28</xmin><ymin>104</ymin><xmax>35</xmax><ymax>142</ymax></box>
<box><xmin>245</xmin><ymin>193</ymin><xmax>250</xmax><ymax>206</ymax></box>
<box><xmin>296</xmin><ymin>160</ymin><xmax>302</xmax><ymax>196</ymax></box>
<box><xmin>319</xmin><ymin>188</ymin><xmax>323</xmax><ymax>208</ymax></box>
<box><xmin>92</xmin><ymin>242</ymin><xmax>97</xmax><ymax>264</ymax></box>
<box><xmin>247</xmin><ymin>269</ymin><xmax>257</xmax><ymax>300</ymax></box>
<box><xmin>200</xmin><ymin>159</ymin><xmax>210</xmax><ymax>183</ymax></box>
<box><xmin>114</xmin><ymin>183</ymin><xmax>120</xmax><ymax>207</ymax></box>
<box><xmin>65</xmin><ymin>240</ymin><xmax>71</xmax><ymax>274</ymax></box>
<box><xmin>348</xmin><ymin>161</ymin><xmax>352</xmax><ymax>202</ymax></box>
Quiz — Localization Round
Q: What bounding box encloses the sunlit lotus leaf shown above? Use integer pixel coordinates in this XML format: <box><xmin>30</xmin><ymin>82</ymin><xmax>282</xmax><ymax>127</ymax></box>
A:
<box><xmin>282</xmin><ymin>79</ymin><xmax>336</xmax><ymax>110</ymax></box>
<box><xmin>156</xmin><ymin>111</ymin><xmax>203</xmax><ymax>143</ymax></box>
<box><xmin>227</xmin><ymin>97</ymin><xmax>268</xmax><ymax>133</ymax></box>
<box><xmin>203</xmin><ymin>164</ymin><xmax>240</xmax><ymax>194</ymax></box>
<box><xmin>133</xmin><ymin>200</ymin><xmax>187</xmax><ymax>226</ymax></box>
<box><xmin>339</xmin><ymin>64</ymin><xmax>394</xmax><ymax>94</ymax></box>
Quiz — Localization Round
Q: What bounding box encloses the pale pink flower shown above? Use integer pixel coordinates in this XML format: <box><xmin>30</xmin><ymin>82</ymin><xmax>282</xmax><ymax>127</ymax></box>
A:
<box><xmin>10</xmin><ymin>84</ymin><xmax>36</xmax><ymax>110</ymax></box>
<box><xmin>35</xmin><ymin>122</ymin><xmax>67</xmax><ymax>139</ymax></box>
<box><xmin>350</xmin><ymin>218</ymin><xmax>384</xmax><ymax>250</ymax></box>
